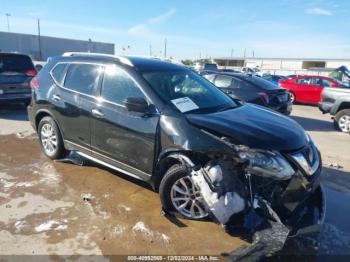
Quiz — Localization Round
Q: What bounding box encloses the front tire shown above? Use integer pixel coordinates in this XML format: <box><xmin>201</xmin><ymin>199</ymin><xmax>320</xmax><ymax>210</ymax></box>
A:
<box><xmin>159</xmin><ymin>164</ymin><xmax>208</xmax><ymax>220</ymax></box>
<box><xmin>334</xmin><ymin>109</ymin><xmax>350</xmax><ymax>133</ymax></box>
<box><xmin>38</xmin><ymin>116</ymin><xmax>66</xmax><ymax>159</ymax></box>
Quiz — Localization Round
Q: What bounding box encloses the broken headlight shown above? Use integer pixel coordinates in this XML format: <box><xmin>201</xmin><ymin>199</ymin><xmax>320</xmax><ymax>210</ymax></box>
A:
<box><xmin>237</xmin><ymin>147</ymin><xmax>295</xmax><ymax>180</ymax></box>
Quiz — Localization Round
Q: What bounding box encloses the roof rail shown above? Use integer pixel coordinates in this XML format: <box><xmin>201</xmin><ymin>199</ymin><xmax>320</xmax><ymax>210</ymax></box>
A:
<box><xmin>62</xmin><ymin>52</ymin><xmax>133</xmax><ymax>67</ymax></box>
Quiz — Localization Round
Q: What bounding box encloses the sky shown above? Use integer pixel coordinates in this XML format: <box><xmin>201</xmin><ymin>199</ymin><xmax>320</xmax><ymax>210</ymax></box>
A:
<box><xmin>0</xmin><ymin>0</ymin><xmax>349</xmax><ymax>60</ymax></box>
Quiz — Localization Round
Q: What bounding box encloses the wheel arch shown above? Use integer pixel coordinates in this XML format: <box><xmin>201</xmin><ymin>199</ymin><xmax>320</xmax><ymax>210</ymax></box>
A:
<box><xmin>152</xmin><ymin>151</ymin><xmax>200</xmax><ymax>191</ymax></box>
<box><xmin>35</xmin><ymin>110</ymin><xmax>64</xmax><ymax>140</ymax></box>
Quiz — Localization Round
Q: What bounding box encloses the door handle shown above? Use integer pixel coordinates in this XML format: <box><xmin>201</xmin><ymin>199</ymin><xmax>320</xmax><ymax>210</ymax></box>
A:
<box><xmin>92</xmin><ymin>108</ymin><xmax>104</xmax><ymax>118</ymax></box>
<box><xmin>52</xmin><ymin>94</ymin><xmax>61</xmax><ymax>101</ymax></box>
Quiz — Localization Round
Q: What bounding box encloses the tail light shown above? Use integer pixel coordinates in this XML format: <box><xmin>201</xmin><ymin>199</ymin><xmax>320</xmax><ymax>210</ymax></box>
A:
<box><xmin>259</xmin><ymin>92</ymin><xmax>269</xmax><ymax>104</ymax></box>
<box><xmin>25</xmin><ymin>69</ymin><xmax>38</xmax><ymax>76</ymax></box>
<box><xmin>30</xmin><ymin>76</ymin><xmax>40</xmax><ymax>89</ymax></box>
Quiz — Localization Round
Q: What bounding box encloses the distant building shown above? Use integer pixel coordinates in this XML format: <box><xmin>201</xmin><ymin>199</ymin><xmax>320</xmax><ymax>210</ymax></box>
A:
<box><xmin>213</xmin><ymin>57</ymin><xmax>350</xmax><ymax>75</ymax></box>
<box><xmin>0</xmin><ymin>31</ymin><xmax>114</xmax><ymax>61</ymax></box>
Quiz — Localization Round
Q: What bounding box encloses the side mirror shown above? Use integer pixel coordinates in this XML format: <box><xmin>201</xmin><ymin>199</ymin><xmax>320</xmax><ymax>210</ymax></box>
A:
<box><xmin>124</xmin><ymin>97</ymin><xmax>148</xmax><ymax>113</ymax></box>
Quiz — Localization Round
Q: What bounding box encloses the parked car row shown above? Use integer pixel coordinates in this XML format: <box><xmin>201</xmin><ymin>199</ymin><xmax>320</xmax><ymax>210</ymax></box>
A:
<box><xmin>25</xmin><ymin>52</ymin><xmax>324</xmax><ymax>232</ymax></box>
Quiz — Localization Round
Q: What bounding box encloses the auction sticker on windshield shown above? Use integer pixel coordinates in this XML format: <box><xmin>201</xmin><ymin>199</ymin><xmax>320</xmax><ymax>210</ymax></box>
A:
<box><xmin>171</xmin><ymin>97</ymin><xmax>199</xmax><ymax>112</ymax></box>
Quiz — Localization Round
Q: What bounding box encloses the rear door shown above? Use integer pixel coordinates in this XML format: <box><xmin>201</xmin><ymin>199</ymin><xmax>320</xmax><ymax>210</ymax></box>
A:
<box><xmin>310</xmin><ymin>77</ymin><xmax>325</xmax><ymax>104</ymax></box>
<box><xmin>294</xmin><ymin>77</ymin><xmax>313</xmax><ymax>103</ymax></box>
<box><xmin>91</xmin><ymin>65</ymin><xmax>159</xmax><ymax>179</ymax></box>
<box><xmin>50</xmin><ymin>62</ymin><xmax>102</xmax><ymax>149</ymax></box>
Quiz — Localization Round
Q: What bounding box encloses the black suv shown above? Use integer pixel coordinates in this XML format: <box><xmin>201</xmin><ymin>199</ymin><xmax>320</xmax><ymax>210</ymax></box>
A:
<box><xmin>28</xmin><ymin>53</ymin><xmax>323</xmax><ymax>229</ymax></box>
<box><xmin>204</xmin><ymin>73</ymin><xmax>292</xmax><ymax>115</ymax></box>
<box><xmin>0</xmin><ymin>52</ymin><xmax>37</xmax><ymax>104</ymax></box>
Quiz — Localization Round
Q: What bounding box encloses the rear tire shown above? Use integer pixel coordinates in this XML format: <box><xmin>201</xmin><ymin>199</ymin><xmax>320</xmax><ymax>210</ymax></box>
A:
<box><xmin>334</xmin><ymin>109</ymin><xmax>350</xmax><ymax>133</ymax></box>
<box><xmin>38</xmin><ymin>116</ymin><xmax>66</xmax><ymax>159</ymax></box>
<box><xmin>159</xmin><ymin>164</ymin><xmax>208</xmax><ymax>220</ymax></box>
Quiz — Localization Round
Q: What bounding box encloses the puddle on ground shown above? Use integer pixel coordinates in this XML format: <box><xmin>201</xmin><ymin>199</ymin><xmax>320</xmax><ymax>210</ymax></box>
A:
<box><xmin>0</xmin><ymin>135</ymin><xmax>246</xmax><ymax>255</ymax></box>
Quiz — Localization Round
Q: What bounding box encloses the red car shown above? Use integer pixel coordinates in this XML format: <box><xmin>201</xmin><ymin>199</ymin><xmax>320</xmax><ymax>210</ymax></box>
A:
<box><xmin>279</xmin><ymin>75</ymin><xmax>341</xmax><ymax>105</ymax></box>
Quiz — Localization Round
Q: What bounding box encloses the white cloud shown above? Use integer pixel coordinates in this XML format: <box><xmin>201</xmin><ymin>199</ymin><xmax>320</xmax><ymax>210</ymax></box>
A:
<box><xmin>305</xmin><ymin>7</ymin><xmax>333</xmax><ymax>16</ymax></box>
<box><xmin>128</xmin><ymin>8</ymin><xmax>176</xmax><ymax>36</ymax></box>
<box><xmin>149</xmin><ymin>8</ymin><xmax>176</xmax><ymax>24</ymax></box>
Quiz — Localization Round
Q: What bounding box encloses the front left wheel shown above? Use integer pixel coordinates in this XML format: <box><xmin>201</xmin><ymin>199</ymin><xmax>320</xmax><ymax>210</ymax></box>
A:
<box><xmin>38</xmin><ymin>116</ymin><xmax>66</xmax><ymax>159</ymax></box>
<box><xmin>159</xmin><ymin>164</ymin><xmax>208</xmax><ymax>220</ymax></box>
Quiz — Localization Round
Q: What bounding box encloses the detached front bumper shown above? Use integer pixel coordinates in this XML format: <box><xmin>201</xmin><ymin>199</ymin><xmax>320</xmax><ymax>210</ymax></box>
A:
<box><xmin>288</xmin><ymin>185</ymin><xmax>326</xmax><ymax>236</ymax></box>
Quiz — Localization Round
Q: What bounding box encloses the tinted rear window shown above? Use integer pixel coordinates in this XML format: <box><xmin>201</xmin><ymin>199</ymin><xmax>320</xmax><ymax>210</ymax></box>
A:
<box><xmin>51</xmin><ymin>63</ymin><xmax>67</xmax><ymax>85</ymax></box>
<box><xmin>0</xmin><ymin>54</ymin><xmax>34</xmax><ymax>73</ymax></box>
<box><xmin>240</xmin><ymin>75</ymin><xmax>279</xmax><ymax>90</ymax></box>
<box><xmin>64</xmin><ymin>64</ymin><xmax>102</xmax><ymax>95</ymax></box>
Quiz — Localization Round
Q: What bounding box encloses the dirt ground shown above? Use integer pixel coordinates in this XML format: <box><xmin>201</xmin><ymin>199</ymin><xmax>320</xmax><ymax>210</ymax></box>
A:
<box><xmin>0</xmin><ymin>104</ymin><xmax>350</xmax><ymax>257</ymax></box>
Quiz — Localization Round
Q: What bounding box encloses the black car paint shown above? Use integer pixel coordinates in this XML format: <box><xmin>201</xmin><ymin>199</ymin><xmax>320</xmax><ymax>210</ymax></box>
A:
<box><xmin>186</xmin><ymin>104</ymin><xmax>306</xmax><ymax>151</ymax></box>
<box><xmin>28</xmin><ymin>55</ymin><xmax>322</xmax><ymax>227</ymax></box>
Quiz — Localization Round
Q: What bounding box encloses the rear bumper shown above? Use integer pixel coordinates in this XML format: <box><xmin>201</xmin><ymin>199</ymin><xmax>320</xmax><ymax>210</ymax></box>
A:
<box><xmin>271</xmin><ymin>101</ymin><xmax>293</xmax><ymax>115</ymax></box>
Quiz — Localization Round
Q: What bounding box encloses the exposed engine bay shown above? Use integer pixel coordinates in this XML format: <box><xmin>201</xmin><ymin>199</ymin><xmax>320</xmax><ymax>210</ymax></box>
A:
<box><xmin>182</xmin><ymin>139</ymin><xmax>325</xmax><ymax>260</ymax></box>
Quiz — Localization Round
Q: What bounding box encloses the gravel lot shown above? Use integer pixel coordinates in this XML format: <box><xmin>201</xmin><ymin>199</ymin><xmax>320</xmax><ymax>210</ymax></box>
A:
<box><xmin>0</xmin><ymin>103</ymin><xmax>350</xmax><ymax>257</ymax></box>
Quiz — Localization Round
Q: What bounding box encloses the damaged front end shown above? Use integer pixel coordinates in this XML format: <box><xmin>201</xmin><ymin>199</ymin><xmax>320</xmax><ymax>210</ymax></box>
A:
<box><xmin>187</xmin><ymin>135</ymin><xmax>325</xmax><ymax>240</ymax></box>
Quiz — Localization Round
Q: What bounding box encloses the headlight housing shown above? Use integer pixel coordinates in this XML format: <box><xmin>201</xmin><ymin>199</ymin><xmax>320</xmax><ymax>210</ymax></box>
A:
<box><xmin>236</xmin><ymin>146</ymin><xmax>295</xmax><ymax>180</ymax></box>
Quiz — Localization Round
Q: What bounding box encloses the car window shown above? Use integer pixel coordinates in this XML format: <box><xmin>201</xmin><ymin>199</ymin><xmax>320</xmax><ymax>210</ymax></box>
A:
<box><xmin>311</xmin><ymin>78</ymin><xmax>323</xmax><ymax>86</ymax></box>
<box><xmin>214</xmin><ymin>75</ymin><xmax>232</xmax><ymax>88</ymax></box>
<box><xmin>0</xmin><ymin>54</ymin><xmax>35</xmax><ymax>73</ymax></box>
<box><xmin>321</xmin><ymin>79</ymin><xmax>332</xmax><ymax>87</ymax></box>
<box><xmin>231</xmin><ymin>77</ymin><xmax>255</xmax><ymax>90</ymax></box>
<box><xmin>101</xmin><ymin>65</ymin><xmax>145</xmax><ymax>104</ymax></box>
<box><xmin>296</xmin><ymin>78</ymin><xmax>311</xmax><ymax>85</ymax></box>
<box><xmin>142</xmin><ymin>70</ymin><xmax>237</xmax><ymax>113</ymax></box>
<box><xmin>51</xmin><ymin>63</ymin><xmax>67</xmax><ymax>85</ymax></box>
<box><xmin>263</xmin><ymin>75</ymin><xmax>272</xmax><ymax>81</ymax></box>
<box><xmin>64</xmin><ymin>64</ymin><xmax>102</xmax><ymax>95</ymax></box>
<box><xmin>203</xmin><ymin>74</ymin><xmax>216</xmax><ymax>82</ymax></box>
<box><xmin>241</xmin><ymin>75</ymin><xmax>278</xmax><ymax>90</ymax></box>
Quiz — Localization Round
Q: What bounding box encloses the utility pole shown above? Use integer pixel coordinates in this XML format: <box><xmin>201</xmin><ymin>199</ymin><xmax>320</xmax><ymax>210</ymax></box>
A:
<box><xmin>252</xmin><ymin>50</ymin><xmax>255</xmax><ymax>58</ymax></box>
<box><xmin>164</xmin><ymin>38</ymin><xmax>167</xmax><ymax>58</ymax></box>
<box><xmin>149</xmin><ymin>44</ymin><xmax>152</xmax><ymax>56</ymax></box>
<box><xmin>37</xmin><ymin>18</ymin><xmax>42</xmax><ymax>61</ymax></box>
<box><xmin>243</xmin><ymin>48</ymin><xmax>246</xmax><ymax>58</ymax></box>
<box><xmin>5</xmin><ymin>13</ymin><xmax>11</xmax><ymax>32</ymax></box>
<box><xmin>230</xmin><ymin>48</ymin><xmax>234</xmax><ymax>57</ymax></box>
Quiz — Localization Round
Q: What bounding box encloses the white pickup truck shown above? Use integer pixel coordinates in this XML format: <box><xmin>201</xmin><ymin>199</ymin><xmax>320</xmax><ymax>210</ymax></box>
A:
<box><xmin>319</xmin><ymin>87</ymin><xmax>350</xmax><ymax>133</ymax></box>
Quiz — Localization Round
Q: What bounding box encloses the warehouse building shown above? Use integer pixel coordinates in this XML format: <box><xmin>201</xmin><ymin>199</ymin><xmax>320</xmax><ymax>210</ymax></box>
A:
<box><xmin>213</xmin><ymin>57</ymin><xmax>350</xmax><ymax>75</ymax></box>
<box><xmin>0</xmin><ymin>31</ymin><xmax>115</xmax><ymax>61</ymax></box>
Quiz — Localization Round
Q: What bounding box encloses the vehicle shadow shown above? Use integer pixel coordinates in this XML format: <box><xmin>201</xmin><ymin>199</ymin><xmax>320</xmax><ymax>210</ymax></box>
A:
<box><xmin>321</xmin><ymin>166</ymin><xmax>350</xmax><ymax>195</ymax></box>
<box><xmin>290</xmin><ymin>115</ymin><xmax>334</xmax><ymax>132</ymax></box>
<box><xmin>0</xmin><ymin>104</ymin><xmax>28</xmax><ymax>121</ymax></box>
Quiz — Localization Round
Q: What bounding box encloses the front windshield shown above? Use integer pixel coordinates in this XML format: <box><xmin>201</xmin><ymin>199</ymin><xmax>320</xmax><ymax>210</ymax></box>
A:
<box><xmin>142</xmin><ymin>70</ymin><xmax>237</xmax><ymax>113</ymax></box>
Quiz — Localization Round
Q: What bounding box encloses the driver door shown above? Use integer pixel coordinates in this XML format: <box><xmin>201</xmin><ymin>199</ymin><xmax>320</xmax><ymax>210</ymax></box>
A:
<box><xmin>91</xmin><ymin>65</ymin><xmax>159</xmax><ymax>179</ymax></box>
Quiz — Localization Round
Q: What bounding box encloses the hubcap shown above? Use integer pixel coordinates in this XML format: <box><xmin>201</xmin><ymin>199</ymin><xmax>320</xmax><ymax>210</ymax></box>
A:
<box><xmin>170</xmin><ymin>176</ymin><xmax>208</xmax><ymax>219</ymax></box>
<box><xmin>40</xmin><ymin>123</ymin><xmax>57</xmax><ymax>155</ymax></box>
<box><xmin>339</xmin><ymin>115</ymin><xmax>350</xmax><ymax>133</ymax></box>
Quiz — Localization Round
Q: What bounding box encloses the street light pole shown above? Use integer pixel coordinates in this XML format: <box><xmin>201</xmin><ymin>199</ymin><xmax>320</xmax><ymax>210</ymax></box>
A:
<box><xmin>5</xmin><ymin>13</ymin><xmax>11</xmax><ymax>32</ymax></box>
<box><xmin>37</xmin><ymin>18</ymin><xmax>42</xmax><ymax>61</ymax></box>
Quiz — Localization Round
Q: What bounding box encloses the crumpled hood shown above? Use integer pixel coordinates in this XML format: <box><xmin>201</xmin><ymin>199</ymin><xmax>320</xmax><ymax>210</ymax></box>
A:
<box><xmin>186</xmin><ymin>104</ymin><xmax>307</xmax><ymax>151</ymax></box>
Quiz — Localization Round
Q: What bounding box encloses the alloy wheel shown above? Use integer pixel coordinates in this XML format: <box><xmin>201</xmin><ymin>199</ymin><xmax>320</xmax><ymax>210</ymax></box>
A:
<box><xmin>338</xmin><ymin>115</ymin><xmax>350</xmax><ymax>133</ymax></box>
<box><xmin>289</xmin><ymin>92</ymin><xmax>295</xmax><ymax>103</ymax></box>
<box><xmin>170</xmin><ymin>176</ymin><xmax>208</xmax><ymax>219</ymax></box>
<box><xmin>40</xmin><ymin>123</ymin><xmax>58</xmax><ymax>155</ymax></box>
